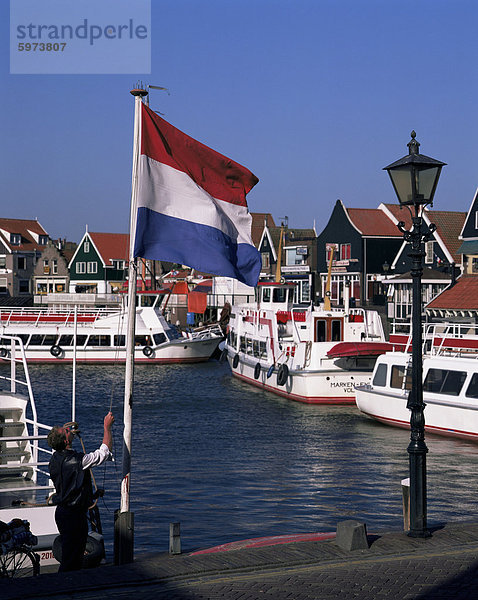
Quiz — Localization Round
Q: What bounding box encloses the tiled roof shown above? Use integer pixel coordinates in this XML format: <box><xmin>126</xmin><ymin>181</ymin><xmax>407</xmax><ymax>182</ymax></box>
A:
<box><xmin>251</xmin><ymin>212</ymin><xmax>275</xmax><ymax>247</ymax></box>
<box><xmin>427</xmin><ymin>276</ymin><xmax>478</xmax><ymax>310</ymax></box>
<box><xmin>0</xmin><ymin>218</ymin><xmax>48</xmax><ymax>252</ymax></box>
<box><xmin>347</xmin><ymin>208</ymin><xmax>402</xmax><ymax>237</ymax></box>
<box><xmin>427</xmin><ymin>210</ymin><xmax>466</xmax><ymax>263</ymax></box>
<box><xmin>89</xmin><ymin>232</ymin><xmax>129</xmax><ymax>265</ymax></box>
<box><xmin>381</xmin><ymin>204</ymin><xmax>414</xmax><ymax>230</ymax></box>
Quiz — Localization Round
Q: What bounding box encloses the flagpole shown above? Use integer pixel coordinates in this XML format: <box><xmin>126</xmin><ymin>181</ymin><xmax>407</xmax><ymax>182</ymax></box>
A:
<box><xmin>114</xmin><ymin>86</ymin><xmax>148</xmax><ymax>565</ymax></box>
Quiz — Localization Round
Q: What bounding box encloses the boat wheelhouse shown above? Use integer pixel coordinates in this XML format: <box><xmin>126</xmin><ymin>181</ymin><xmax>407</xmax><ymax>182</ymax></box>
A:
<box><xmin>224</xmin><ymin>281</ymin><xmax>391</xmax><ymax>404</ymax></box>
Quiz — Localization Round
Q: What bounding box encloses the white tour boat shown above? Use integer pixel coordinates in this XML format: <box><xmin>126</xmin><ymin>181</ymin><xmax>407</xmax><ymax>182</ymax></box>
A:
<box><xmin>355</xmin><ymin>323</ymin><xmax>478</xmax><ymax>441</ymax></box>
<box><xmin>0</xmin><ymin>291</ymin><xmax>223</xmax><ymax>364</ymax></box>
<box><xmin>224</xmin><ymin>281</ymin><xmax>392</xmax><ymax>404</ymax></box>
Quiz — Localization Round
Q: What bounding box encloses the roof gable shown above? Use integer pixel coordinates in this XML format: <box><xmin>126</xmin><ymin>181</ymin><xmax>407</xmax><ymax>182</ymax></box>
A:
<box><xmin>459</xmin><ymin>187</ymin><xmax>478</xmax><ymax>240</ymax></box>
<box><xmin>89</xmin><ymin>232</ymin><xmax>129</xmax><ymax>265</ymax></box>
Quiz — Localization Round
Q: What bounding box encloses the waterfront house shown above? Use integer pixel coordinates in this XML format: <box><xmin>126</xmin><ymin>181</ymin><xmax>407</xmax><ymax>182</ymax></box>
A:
<box><xmin>316</xmin><ymin>200</ymin><xmax>403</xmax><ymax>307</ymax></box>
<box><xmin>0</xmin><ymin>218</ymin><xmax>49</xmax><ymax>300</ymax></box>
<box><xmin>381</xmin><ymin>204</ymin><xmax>465</xmax><ymax>322</ymax></box>
<box><xmin>33</xmin><ymin>238</ymin><xmax>77</xmax><ymax>299</ymax></box>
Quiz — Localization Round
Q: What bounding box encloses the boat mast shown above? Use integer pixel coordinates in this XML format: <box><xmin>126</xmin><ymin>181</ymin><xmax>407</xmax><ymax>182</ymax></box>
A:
<box><xmin>115</xmin><ymin>86</ymin><xmax>148</xmax><ymax>565</ymax></box>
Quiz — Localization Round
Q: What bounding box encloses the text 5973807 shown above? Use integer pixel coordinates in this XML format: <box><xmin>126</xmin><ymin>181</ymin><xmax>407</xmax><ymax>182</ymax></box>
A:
<box><xmin>18</xmin><ymin>42</ymin><xmax>67</xmax><ymax>52</ymax></box>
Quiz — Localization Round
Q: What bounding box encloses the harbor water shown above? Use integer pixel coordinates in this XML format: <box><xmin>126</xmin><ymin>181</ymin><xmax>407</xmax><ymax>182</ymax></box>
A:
<box><xmin>26</xmin><ymin>360</ymin><xmax>478</xmax><ymax>557</ymax></box>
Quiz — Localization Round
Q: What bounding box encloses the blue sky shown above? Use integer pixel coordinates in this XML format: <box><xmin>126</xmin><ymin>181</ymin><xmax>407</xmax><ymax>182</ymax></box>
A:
<box><xmin>1</xmin><ymin>0</ymin><xmax>478</xmax><ymax>243</ymax></box>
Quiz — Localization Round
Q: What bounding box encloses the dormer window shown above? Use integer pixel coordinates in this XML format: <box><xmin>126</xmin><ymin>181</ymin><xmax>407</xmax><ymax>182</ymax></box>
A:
<box><xmin>39</xmin><ymin>235</ymin><xmax>48</xmax><ymax>245</ymax></box>
<box><xmin>10</xmin><ymin>234</ymin><xmax>21</xmax><ymax>245</ymax></box>
<box><xmin>111</xmin><ymin>260</ymin><xmax>126</xmax><ymax>270</ymax></box>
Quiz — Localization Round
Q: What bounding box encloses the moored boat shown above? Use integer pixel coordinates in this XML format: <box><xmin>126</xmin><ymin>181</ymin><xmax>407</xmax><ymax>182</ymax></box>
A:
<box><xmin>355</xmin><ymin>325</ymin><xmax>478</xmax><ymax>440</ymax></box>
<box><xmin>0</xmin><ymin>291</ymin><xmax>223</xmax><ymax>364</ymax></box>
<box><xmin>224</xmin><ymin>281</ymin><xmax>393</xmax><ymax>404</ymax></box>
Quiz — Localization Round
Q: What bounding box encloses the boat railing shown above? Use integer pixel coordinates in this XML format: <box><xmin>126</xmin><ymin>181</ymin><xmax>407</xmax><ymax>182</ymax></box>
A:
<box><xmin>0</xmin><ymin>335</ymin><xmax>53</xmax><ymax>490</ymax></box>
<box><xmin>389</xmin><ymin>322</ymin><xmax>478</xmax><ymax>356</ymax></box>
<box><xmin>0</xmin><ymin>306</ymin><xmax>122</xmax><ymax>327</ymax></box>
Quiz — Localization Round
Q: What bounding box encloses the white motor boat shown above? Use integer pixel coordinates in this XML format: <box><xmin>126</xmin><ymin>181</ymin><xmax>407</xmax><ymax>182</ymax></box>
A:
<box><xmin>224</xmin><ymin>281</ymin><xmax>392</xmax><ymax>404</ymax></box>
<box><xmin>355</xmin><ymin>325</ymin><xmax>478</xmax><ymax>441</ymax></box>
<box><xmin>0</xmin><ymin>292</ymin><xmax>223</xmax><ymax>365</ymax></box>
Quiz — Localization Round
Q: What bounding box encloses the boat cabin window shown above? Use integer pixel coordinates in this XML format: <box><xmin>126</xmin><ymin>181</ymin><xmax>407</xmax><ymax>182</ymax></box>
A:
<box><xmin>372</xmin><ymin>363</ymin><xmax>388</xmax><ymax>387</ymax></box>
<box><xmin>273</xmin><ymin>287</ymin><xmax>287</xmax><ymax>303</ymax></box>
<box><xmin>316</xmin><ymin>320</ymin><xmax>326</xmax><ymax>342</ymax></box>
<box><xmin>227</xmin><ymin>331</ymin><xmax>237</xmax><ymax>349</ymax></box>
<box><xmin>423</xmin><ymin>368</ymin><xmax>467</xmax><ymax>396</ymax></box>
<box><xmin>259</xmin><ymin>341</ymin><xmax>267</xmax><ymax>358</ymax></box>
<box><xmin>58</xmin><ymin>334</ymin><xmax>87</xmax><ymax>347</ymax></box>
<box><xmin>140</xmin><ymin>295</ymin><xmax>159</xmax><ymax>308</ymax></box>
<box><xmin>153</xmin><ymin>333</ymin><xmax>167</xmax><ymax>345</ymax></box>
<box><xmin>253</xmin><ymin>340</ymin><xmax>260</xmax><ymax>357</ymax></box>
<box><xmin>239</xmin><ymin>336</ymin><xmax>246</xmax><ymax>352</ymax></box>
<box><xmin>165</xmin><ymin>327</ymin><xmax>182</xmax><ymax>341</ymax></box>
<box><xmin>246</xmin><ymin>337</ymin><xmax>253</xmax><ymax>355</ymax></box>
<box><xmin>262</xmin><ymin>288</ymin><xmax>271</xmax><ymax>302</ymax></box>
<box><xmin>331</xmin><ymin>320</ymin><xmax>342</xmax><ymax>342</ymax></box>
<box><xmin>135</xmin><ymin>335</ymin><xmax>152</xmax><ymax>347</ymax></box>
<box><xmin>114</xmin><ymin>335</ymin><xmax>126</xmax><ymax>347</ymax></box>
<box><xmin>465</xmin><ymin>373</ymin><xmax>478</xmax><ymax>399</ymax></box>
<box><xmin>390</xmin><ymin>365</ymin><xmax>412</xmax><ymax>390</ymax></box>
<box><xmin>87</xmin><ymin>335</ymin><xmax>111</xmax><ymax>347</ymax></box>
<box><xmin>29</xmin><ymin>334</ymin><xmax>58</xmax><ymax>346</ymax></box>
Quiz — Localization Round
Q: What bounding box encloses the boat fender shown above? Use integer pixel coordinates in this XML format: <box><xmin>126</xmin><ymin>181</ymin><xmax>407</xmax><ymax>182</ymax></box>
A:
<box><xmin>143</xmin><ymin>345</ymin><xmax>154</xmax><ymax>358</ymax></box>
<box><xmin>254</xmin><ymin>362</ymin><xmax>261</xmax><ymax>379</ymax></box>
<box><xmin>50</xmin><ymin>345</ymin><xmax>62</xmax><ymax>358</ymax></box>
<box><xmin>53</xmin><ymin>533</ymin><xmax>104</xmax><ymax>568</ymax></box>
<box><xmin>266</xmin><ymin>365</ymin><xmax>275</xmax><ymax>379</ymax></box>
<box><xmin>220</xmin><ymin>347</ymin><xmax>228</xmax><ymax>363</ymax></box>
<box><xmin>232</xmin><ymin>353</ymin><xmax>240</xmax><ymax>369</ymax></box>
<box><xmin>0</xmin><ymin>348</ymin><xmax>8</xmax><ymax>358</ymax></box>
<box><xmin>277</xmin><ymin>363</ymin><xmax>289</xmax><ymax>386</ymax></box>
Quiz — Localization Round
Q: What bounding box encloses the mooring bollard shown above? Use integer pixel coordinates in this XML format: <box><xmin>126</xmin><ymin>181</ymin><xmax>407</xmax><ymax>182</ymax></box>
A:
<box><xmin>335</xmin><ymin>520</ymin><xmax>369</xmax><ymax>551</ymax></box>
<box><xmin>169</xmin><ymin>522</ymin><xmax>181</xmax><ymax>555</ymax></box>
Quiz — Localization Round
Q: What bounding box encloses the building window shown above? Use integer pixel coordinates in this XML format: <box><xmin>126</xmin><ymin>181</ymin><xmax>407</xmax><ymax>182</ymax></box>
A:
<box><xmin>17</xmin><ymin>256</ymin><xmax>27</xmax><ymax>270</ymax></box>
<box><xmin>0</xmin><ymin>256</ymin><xmax>5</xmax><ymax>269</ymax></box>
<box><xmin>111</xmin><ymin>259</ymin><xmax>126</xmax><ymax>270</ymax></box>
<box><xmin>340</xmin><ymin>244</ymin><xmax>351</xmax><ymax>261</ymax></box>
<box><xmin>84</xmin><ymin>240</ymin><xmax>90</xmax><ymax>253</ymax></box>
<box><xmin>286</xmin><ymin>248</ymin><xmax>305</xmax><ymax>266</ymax></box>
<box><xmin>19</xmin><ymin>280</ymin><xmax>29</xmax><ymax>293</ymax></box>
<box><xmin>43</xmin><ymin>259</ymin><xmax>50</xmax><ymax>274</ymax></box>
<box><xmin>425</xmin><ymin>241</ymin><xmax>434</xmax><ymax>264</ymax></box>
<box><xmin>261</xmin><ymin>252</ymin><xmax>270</xmax><ymax>269</ymax></box>
<box><xmin>87</xmin><ymin>262</ymin><xmax>98</xmax><ymax>274</ymax></box>
<box><xmin>0</xmin><ymin>276</ymin><xmax>7</xmax><ymax>294</ymax></box>
<box><xmin>76</xmin><ymin>262</ymin><xmax>86</xmax><ymax>274</ymax></box>
<box><xmin>10</xmin><ymin>234</ymin><xmax>21</xmax><ymax>245</ymax></box>
<box><xmin>39</xmin><ymin>235</ymin><xmax>48</xmax><ymax>245</ymax></box>
<box><xmin>475</xmin><ymin>211</ymin><xmax>478</xmax><ymax>229</ymax></box>
<box><xmin>51</xmin><ymin>259</ymin><xmax>58</xmax><ymax>274</ymax></box>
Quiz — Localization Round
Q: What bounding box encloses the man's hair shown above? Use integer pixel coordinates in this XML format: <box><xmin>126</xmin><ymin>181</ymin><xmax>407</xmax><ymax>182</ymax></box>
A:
<box><xmin>47</xmin><ymin>426</ymin><xmax>67</xmax><ymax>451</ymax></box>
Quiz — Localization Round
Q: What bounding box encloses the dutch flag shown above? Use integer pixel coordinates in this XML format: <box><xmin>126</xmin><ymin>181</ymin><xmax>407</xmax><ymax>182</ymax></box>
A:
<box><xmin>133</xmin><ymin>104</ymin><xmax>261</xmax><ymax>287</ymax></box>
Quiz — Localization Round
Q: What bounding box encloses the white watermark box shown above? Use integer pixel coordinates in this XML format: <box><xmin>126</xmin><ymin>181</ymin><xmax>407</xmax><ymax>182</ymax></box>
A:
<box><xmin>10</xmin><ymin>0</ymin><xmax>151</xmax><ymax>74</ymax></box>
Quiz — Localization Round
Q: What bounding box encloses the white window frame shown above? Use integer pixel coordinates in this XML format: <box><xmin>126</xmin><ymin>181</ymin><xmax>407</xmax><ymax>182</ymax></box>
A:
<box><xmin>76</xmin><ymin>262</ymin><xmax>86</xmax><ymax>274</ymax></box>
<box><xmin>87</xmin><ymin>262</ymin><xmax>98</xmax><ymax>274</ymax></box>
<box><xmin>425</xmin><ymin>241</ymin><xmax>434</xmax><ymax>264</ymax></box>
<box><xmin>84</xmin><ymin>241</ymin><xmax>90</xmax><ymax>253</ymax></box>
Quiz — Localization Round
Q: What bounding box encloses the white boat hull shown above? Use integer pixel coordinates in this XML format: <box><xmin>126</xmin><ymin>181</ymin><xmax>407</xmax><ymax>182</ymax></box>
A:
<box><xmin>228</xmin><ymin>353</ymin><xmax>374</xmax><ymax>404</ymax></box>
<box><xmin>355</xmin><ymin>353</ymin><xmax>478</xmax><ymax>442</ymax></box>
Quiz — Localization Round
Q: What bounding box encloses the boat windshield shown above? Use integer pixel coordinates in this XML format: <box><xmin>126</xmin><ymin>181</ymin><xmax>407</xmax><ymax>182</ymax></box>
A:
<box><xmin>165</xmin><ymin>326</ymin><xmax>182</xmax><ymax>341</ymax></box>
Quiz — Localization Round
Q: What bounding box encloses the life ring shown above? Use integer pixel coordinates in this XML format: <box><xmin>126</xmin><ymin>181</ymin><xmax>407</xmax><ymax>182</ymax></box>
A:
<box><xmin>0</xmin><ymin>348</ymin><xmax>8</xmax><ymax>358</ymax></box>
<box><xmin>53</xmin><ymin>533</ymin><xmax>104</xmax><ymax>568</ymax></box>
<box><xmin>142</xmin><ymin>345</ymin><xmax>154</xmax><ymax>358</ymax></box>
<box><xmin>50</xmin><ymin>345</ymin><xmax>62</xmax><ymax>358</ymax></box>
<box><xmin>254</xmin><ymin>362</ymin><xmax>261</xmax><ymax>379</ymax></box>
<box><xmin>266</xmin><ymin>365</ymin><xmax>275</xmax><ymax>379</ymax></box>
<box><xmin>277</xmin><ymin>363</ymin><xmax>289</xmax><ymax>386</ymax></box>
<box><xmin>232</xmin><ymin>353</ymin><xmax>240</xmax><ymax>369</ymax></box>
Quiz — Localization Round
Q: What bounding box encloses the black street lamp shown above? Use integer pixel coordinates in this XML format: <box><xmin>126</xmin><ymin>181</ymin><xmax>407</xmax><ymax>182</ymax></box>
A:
<box><xmin>384</xmin><ymin>131</ymin><xmax>446</xmax><ymax>538</ymax></box>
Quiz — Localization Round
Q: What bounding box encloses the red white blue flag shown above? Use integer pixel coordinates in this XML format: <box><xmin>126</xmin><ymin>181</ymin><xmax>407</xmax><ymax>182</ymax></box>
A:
<box><xmin>134</xmin><ymin>104</ymin><xmax>261</xmax><ymax>287</ymax></box>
